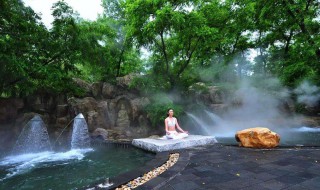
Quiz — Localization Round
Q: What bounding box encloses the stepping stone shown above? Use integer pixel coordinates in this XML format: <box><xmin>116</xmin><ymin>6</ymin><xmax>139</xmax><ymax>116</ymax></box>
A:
<box><xmin>132</xmin><ymin>135</ymin><xmax>217</xmax><ymax>152</ymax></box>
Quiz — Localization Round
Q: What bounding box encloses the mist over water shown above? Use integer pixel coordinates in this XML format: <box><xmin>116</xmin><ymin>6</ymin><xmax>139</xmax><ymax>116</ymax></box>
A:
<box><xmin>185</xmin><ymin>78</ymin><xmax>305</xmax><ymax>140</ymax></box>
<box><xmin>294</xmin><ymin>81</ymin><xmax>320</xmax><ymax>107</ymax></box>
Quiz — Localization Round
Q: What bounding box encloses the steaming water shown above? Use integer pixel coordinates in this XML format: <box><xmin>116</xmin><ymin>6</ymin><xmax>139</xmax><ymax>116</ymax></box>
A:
<box><xmin>12</xmin><ymin>115</ymin><xmax>51</xmax><ymax>154</ymax></box>
<box><xmin>0</xmin><ymin>146</ymin><xmax>154</xmax><ymax>190</ymax></box>
<box><xmin>71</xmin><ymin>113</ymin><xmax>90</xmax><ymax>149</ymax></box>
<box><xmin>278</xmin><ymin>126</ymin><xmax>320</xmax><ymax>146</ymax></box>
<box><xmin>186</xmin><ymin>110</ymin><xmax>320</xmax><ymax>146</ymax></box>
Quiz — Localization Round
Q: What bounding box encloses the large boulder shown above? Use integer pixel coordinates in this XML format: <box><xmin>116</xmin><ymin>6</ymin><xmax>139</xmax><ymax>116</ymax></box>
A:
<box><xmin>235</xmin><ymin>127</ymin><xmax>280</xmax><ymax>148</ymax></box>
<box><xmin>68</xmin><ymin>97</ymin><xmax>111</xmax><ymax>131</ymax></box>
<box><xmin>68</xmin><ymin>97</ymin><xmax>98</xmax><ymax>115</ymax></box>
<box><xmin>91</xmin><ymin>128</ymin><xmax>108</xmax><ymax>141</ymax></box>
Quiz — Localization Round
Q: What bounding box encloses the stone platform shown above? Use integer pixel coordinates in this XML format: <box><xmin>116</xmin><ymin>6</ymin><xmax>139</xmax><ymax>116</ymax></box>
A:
<box><xmin>132</xmin><ymin>135</ymin><xmax>217</xmax><ymax>152</ymax></box>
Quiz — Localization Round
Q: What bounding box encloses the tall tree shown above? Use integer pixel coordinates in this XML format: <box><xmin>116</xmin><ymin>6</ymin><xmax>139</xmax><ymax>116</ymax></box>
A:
<box><xmin>251</xmin><ymin>0</ymin><xmax>320</xmax><ymax>86</ymax></box>
<box><xmin>123</xmin><ymin>0</ymin><xmax>226</xmax><ymax>89</ymax></box>
<box><xmin>0</xmin><ymin>0</ymin><xmax>84</xmax><ymax>96</ymax></box>
<box><xmin>0</xmin><ymin>0</ymin><xmax>48</xmax><ymax>96</ymax></box>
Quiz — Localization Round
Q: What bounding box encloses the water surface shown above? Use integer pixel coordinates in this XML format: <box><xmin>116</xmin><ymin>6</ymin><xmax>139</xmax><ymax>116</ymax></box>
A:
<box><xmin>0</xmin><ymin>146</ymin><xmax>154</xmax><ymax>190</ymax></box>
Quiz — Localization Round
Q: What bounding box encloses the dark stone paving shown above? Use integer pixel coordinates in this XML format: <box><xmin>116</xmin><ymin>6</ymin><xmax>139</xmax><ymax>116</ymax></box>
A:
<box><xmin>152</xmin><ymin>145</ymin><xmax>320</xmax><ymax>190</ymax></box>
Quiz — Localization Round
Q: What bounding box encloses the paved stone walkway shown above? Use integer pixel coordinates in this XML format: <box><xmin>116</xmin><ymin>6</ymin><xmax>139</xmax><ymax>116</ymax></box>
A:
<box><xmin>147</xmin><ymin>145</ymin><xmax>320</xmax><ymax>190</ymax></box>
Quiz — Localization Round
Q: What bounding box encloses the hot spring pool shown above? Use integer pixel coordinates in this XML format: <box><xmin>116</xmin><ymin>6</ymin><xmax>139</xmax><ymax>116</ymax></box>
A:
<box><xmin>216</xmin><ymin>126</ymin><xmax>320</xmax><ymax>147</ymax></box>
<box><xmin>0</xmin><ymin>145</ymin><xmax>154</xmax><ymax>190</ymax></box>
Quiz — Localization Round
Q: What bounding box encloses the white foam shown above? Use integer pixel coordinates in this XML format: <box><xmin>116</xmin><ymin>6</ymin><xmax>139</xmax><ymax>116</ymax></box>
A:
<box><xmin>75</xmin><ymin>113</ymin><xmax>85</xmax><ymax>119</ymax></box>
<box><xmin>0</xmin><ymin>148</ymin><xmax>93</xmax><ymax>181</ymax></box>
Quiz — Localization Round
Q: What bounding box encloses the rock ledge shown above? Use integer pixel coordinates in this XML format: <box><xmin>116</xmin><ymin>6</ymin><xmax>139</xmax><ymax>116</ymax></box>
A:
<box><xmin>132</xmin><ymin>135</ymin><xmax>217</xmax><ymax>152</ymax></box>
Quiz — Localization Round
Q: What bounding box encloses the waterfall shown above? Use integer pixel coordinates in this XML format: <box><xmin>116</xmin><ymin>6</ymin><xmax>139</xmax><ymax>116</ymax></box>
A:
<box><xmin>204</xmin><ymin>110</ymin><xmax>224</xmax><ymax>125</ymax></box>
<box><xmin>12</xmin><ymin>115</ymin><xmax>52</xmax><ymax>154</ymax></box>
<box><xmin>71</xmin><ymin>113</ymin><xmax>91</xmax><ymax>149</ymax></box>
<box><xmin>185</xmin><ymin>112</ymin><xmax>212</xmax><ymax>135</ymax></box>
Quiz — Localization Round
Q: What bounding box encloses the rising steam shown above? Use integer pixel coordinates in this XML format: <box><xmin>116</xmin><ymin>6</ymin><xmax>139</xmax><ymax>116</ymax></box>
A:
<box><xmin>294</xmin><ymin>81</ymin><xmax>320</xmax><ymax>107</ymax></box>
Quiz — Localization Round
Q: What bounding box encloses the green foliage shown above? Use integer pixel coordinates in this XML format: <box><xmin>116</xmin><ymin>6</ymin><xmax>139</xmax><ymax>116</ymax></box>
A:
<box><xmin>188</xmin><ymin>82</ymin><xmax>209</xmax><ymax>94</ymax></box>
<box><xmin>1</xmin><ymin>0</ymin><xmax>320</xmax><ymax>98</ymax></box>
<box><xmin>129</xmin><ymin>74</ymin><xmax>171</xmax><ymax>94</ymax></box>
<box><xmin>0</xmin><ymin>0</ymin><xmax>83</xmax><ymax>96</ymax></box>
<box><xmin>145</xmin><ymin>94</ymin><xmax>183</xmax><ymax>127</ymax></box>
<box><xmin>0</xmin><ymin>0</ymin><xmax>144</xmax><ymax>97</ymax></box>
<box><xmin>76</xmin><ymin>16</ymin><xmax>144</xmax><ymax>81</ymax></box>
<box><xmin>74</xmin><ymin>63</ymin><xmax>104</xmax><ymax>83</ymax></box>
<box><xmin>123</xmin><ymin>0</ymin><xmax>228</xmax><ymax>89</ymax></box>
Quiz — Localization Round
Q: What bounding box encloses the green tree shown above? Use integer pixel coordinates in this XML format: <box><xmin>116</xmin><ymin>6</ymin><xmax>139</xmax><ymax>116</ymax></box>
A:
<box><xmin>0</xmin><ymin>0</ymin><xmax>85</xmax><ymax>96</ymax></box>
<box><xmin>0</xmin><ymin>0</ymin><xmax>48</xmax><ymax>96</ymax></box>
<box><xmin>251</xmin><ymin>0</ymin><xmax>320</xmax><ymax>86</ymax></box>
<box><xmin>74</xmin><ymin>0</ymin><xmax>144</xmax><ymax>82</ymax></box>
<box><xmin>123</xmin><ymin>0</ymin><xmax>223</xmax><ymax>90</ymax></box>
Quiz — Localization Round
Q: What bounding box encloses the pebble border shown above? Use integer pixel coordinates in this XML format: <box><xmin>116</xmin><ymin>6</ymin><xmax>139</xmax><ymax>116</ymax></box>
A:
<box><xmin>83</xmin><ymin>146</ymin><xmax>191</xmax><ymax>190</ymax></box>
<box><xmin>84</xmin><ymin>145</ymin><xmax>169</xmax><ymax>190</ymax></box>
<box><xmin>116</xmin><ymin>153</ymin><xmax>179</xmax><ymax>189</ymax></box>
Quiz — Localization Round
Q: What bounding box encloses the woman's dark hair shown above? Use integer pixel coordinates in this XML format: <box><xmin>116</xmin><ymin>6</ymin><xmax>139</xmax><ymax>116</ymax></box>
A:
<box><xmin>167</xmin><ymin>108</ymin><xmax>173</xmax><ymax>117</ymax></box>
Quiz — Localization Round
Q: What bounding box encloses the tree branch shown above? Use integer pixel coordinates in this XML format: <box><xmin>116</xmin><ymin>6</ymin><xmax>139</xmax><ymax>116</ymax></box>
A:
<box><xmin>177</xmin><ymin>37</ymin><xmax>200</xmax><ymax>77</ymax></box>
<box><xmin>160</xmin><ymin>30</ymin><xmax>170</xmax><ymax>74</ymax></box>
<box><xmin>283</xmin><ymin>0</ymin><xmax>319</xmax><ymax>59</ymax></box>
<box><xmin>116</xmin><ymin>46</ymin><xmax>125</xmax><ymax>77</ymax></box>
<box><xmin>284</xmin><ymin>29</ymin><xmax>294</xmax><ymax>57</ymax></box>
<box><xmin>3</xmin><ymin>50</ymin><xmax>67</xmax><ymax>89</ymax></box>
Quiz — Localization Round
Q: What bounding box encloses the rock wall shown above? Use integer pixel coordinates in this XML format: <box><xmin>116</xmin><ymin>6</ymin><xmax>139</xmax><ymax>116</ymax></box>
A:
<box><xmin>188</xmin><ymin>82</ymin><xmax>227</xmax><ymax>114</ymax></box>
<box><xmin>0</xmin><ymin>78</ymin><xmax>159</xmax><ymax>152</ymax></box>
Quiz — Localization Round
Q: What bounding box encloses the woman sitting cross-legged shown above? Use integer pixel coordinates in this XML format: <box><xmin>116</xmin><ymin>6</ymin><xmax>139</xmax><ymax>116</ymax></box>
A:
<box><xmin>165</xmin><ymin>108</ymin><xmax>188</xmax><ymax>139</ymax></box>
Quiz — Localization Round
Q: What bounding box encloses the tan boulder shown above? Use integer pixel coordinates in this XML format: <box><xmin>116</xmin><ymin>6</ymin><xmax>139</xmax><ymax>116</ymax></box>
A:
<box><xmin>92</xmin><ymin>128</ymin><xmax>108</xmax><ymax>140</ymax></box>
<box><xmin>235</xmin><ymin>127</ymin><xmax>280</xmax><ymax>148</ymax></box>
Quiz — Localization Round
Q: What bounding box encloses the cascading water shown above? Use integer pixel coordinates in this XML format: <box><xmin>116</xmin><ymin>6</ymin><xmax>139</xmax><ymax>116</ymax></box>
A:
<box><xmin>71</xmin><ymin>113</ymin><xmax>91</xmax><ymax>149</ymax></box>
<box><xmin>204</xmin><ymin>110</ymin><xmax>224</xmax><ymax>125</ymax></box>
<box><xmin>186</xmin><ymin>112</ymin><xmax>212</xmax><ymax>135</ymax></box>
<box><xmin>12</xmin><ymin>115</ymin><xmax>52</xmax><ymax>155</ymax></box>
<box><xmin>203</xmin><ymin>110</ymin><xmax>235</xmax><ymax>136</ymax></box>
<box><xmin>0</xmin><ymin>113</ymin><xmax>93</xmax><ymax>183</ymax></box>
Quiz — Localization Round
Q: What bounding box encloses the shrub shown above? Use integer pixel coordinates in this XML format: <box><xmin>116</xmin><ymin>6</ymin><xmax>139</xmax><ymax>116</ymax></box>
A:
<box><xmin>145</xmin><ymin>94</ymin><xmax>183</xmax><ymax>127</ymax></box>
